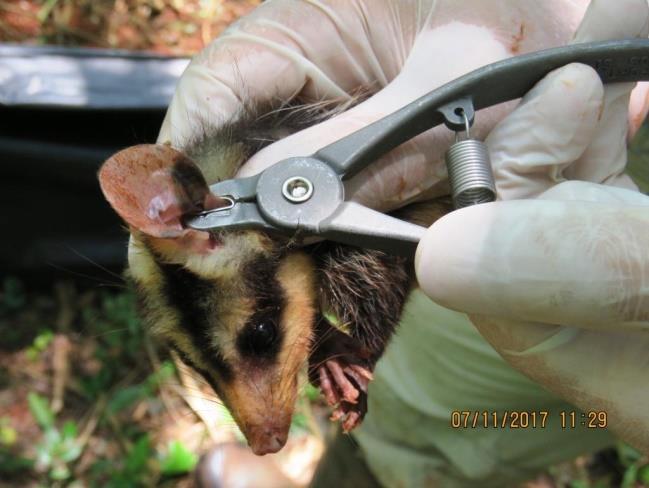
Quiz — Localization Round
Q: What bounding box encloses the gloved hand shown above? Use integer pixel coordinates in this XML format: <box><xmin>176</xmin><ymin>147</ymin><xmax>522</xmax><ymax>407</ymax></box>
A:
<box><xmin>158</xmin><ymin>0</ymin><xmax>649</xmax><ymax>453</ymax></box>
<box><xmin>158</xmin><ymin>0</ymin><xmax>622</xmax><ymax>212</ymax></box>
<box><xmin>416</xmin><ymin>0</ymin><xmax>649</xmax><ymax>452</ymax></box>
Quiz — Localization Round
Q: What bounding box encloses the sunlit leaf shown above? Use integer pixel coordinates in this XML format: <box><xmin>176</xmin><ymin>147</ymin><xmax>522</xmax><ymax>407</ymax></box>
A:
<box><xmin>159</xmin><ymin>440</ymin><xmax>198</xmax><ymax>476</ymax></box>
<box><xmin>0</xmin><ymin>418</ymin><xmax>17</xmax><ymax>446</ymax></box>
<box><xmin>34</xmin><ymin>330</ymin><xmax>54</xmax><ymax>351</ymax></box>
<box><xmin>61</xmin><ymin>421</ymin><xmax>78</xmax><ymax>440</ymax></box>
<box><xmin>28</xmin><ymin>393</ymin><xmax>54</xmax><ymax>429</ymax></box>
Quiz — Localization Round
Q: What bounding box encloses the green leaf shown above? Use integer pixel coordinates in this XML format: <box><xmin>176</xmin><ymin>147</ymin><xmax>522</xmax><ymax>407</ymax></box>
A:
<box><xmin>37</xmin><ymin>0</ymin><xmax>60</xmax><ymax>23</ymax></box>
<box><xmin>617</xmin><ymin>442</ymin><xmax>643</xmax><ymax>467</ymax></box>
<box><xmin>60</xmin><ymin>442</ymin><xmax>82</xmax><ymax>463</ymax></box>
<box><xmin>107</xmin><ymin>386</ymin><xmax>145</xmax><ymax>415</ymax></box>
<box><xmin>637</xmin><ymin>464</ymin><xmax>649</xmax><ymax>485</ymax></box>
<box><xmin>569</xmin><ymin>481</ymin><xmax>589</xmax><ymax>488</ymax></box>
<box><xmin>0</xmin><ymin>448</ymin><xmax>34</xmax><ymax>474</ymax></box>
<box><xmin>28</xmin><ymin>393</ymin><xmax>54</xmax><ymax>429</ymax></box>
<box><xmin>50</xmin><ymin>463</ymin><xmax>71</xmax><ymax>481</ymax></box>
<box><xmin>290</xmin><ymin>412</ymin><xmax>308</xmax><ymax>432</ymax></box>
<box><xmin>33</xmin><ymin>330</ymin><xmax>54</xmax><ymax>352</ymax></box>
<box><xmin>0</xmin><ymin>418</ymin><xmax>17</xmax><ymax>446</ymax></box>
<box><xmin>304</xmin><ymin>383</ymin><xmax>321</xmax><ymax>402</ymax></box>
<box><xmin>125</xmin><ymin>435</ymin><xmax>151</xmax><ymax>476</ymax></box>
<box><xmin>621</xmin><ymin>464</ymin><xmax>638</xmax><ymax>488</ymax></box>
<box><xmin>145</xmin><ymin>361</ymin><xmax>175</xmax><ymax>393</ymax></box>
<box><xmin>159</xmin><ymin>441</ymin><xmax>198</xmax><ymax>476</ymax></box>
<box><xmin>61</xmin><ymin>421</ymin><xmax>78</xmax><ymax>440</ymax></box>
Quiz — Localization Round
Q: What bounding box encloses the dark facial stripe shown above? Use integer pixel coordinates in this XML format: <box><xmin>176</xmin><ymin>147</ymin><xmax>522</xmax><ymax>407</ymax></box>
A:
<box><xmin>236</xmin><ymin>255</ymin><xmax>286</xmax><ymax>363</ymax></box>
<box><xmin>157</xmin><ymin>261</ymin><xmax>233</xmax><ymax>382</ymax></box>
<box><xmin>168</xmin><ymin>343</ymin><xmax>226</xmax><ymax>398</ymax></box>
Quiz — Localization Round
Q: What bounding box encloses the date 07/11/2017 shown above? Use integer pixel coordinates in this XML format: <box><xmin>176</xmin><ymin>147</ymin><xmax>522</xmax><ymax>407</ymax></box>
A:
<box><xmin>450</xmin><ymin>410</ymin><xmax>608</xmax><ymax>429</ymax></box>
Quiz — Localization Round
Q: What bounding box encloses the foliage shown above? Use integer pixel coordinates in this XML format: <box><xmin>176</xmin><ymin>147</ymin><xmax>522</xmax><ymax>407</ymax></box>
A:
<box><xmin>159</xmin><ymin>440</ymin><xmax>199</xmax><ymax>476</ymax></box>
<box><xmin>28</xmin><ymin>392</ymin><xmax>82</xmax><ymax>481</ymax></box>
<box><xmin>618</xmin><ymin>442</ymin><xmax>649</xmax><ymax>488</ymax></box>
<box><xmin>26</xmin><ymin>329</ymin><xmax>55</xmax><ymax>361</ymax></box>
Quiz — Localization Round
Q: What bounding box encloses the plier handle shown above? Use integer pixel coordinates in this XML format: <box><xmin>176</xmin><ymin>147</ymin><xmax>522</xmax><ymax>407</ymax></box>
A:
<box><xmin>186</xmin><ymin>39</ymin><xmax>649</xmax><ymax>257</ymax></box>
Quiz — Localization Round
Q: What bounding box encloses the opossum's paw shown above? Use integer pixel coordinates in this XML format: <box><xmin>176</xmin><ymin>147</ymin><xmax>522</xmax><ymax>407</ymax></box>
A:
<box><xmin>317</xmin><ymin>360</ymin><xmax>373</xmax><ymax>432</ymax></box>
<box><xmin>308</xmin><ymin>318</ymin><xmax>375</xmax><ymax>432</ymax></box>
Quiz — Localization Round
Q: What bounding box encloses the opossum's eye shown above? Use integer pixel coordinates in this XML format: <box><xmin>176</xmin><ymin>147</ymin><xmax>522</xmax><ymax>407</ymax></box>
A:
<box><xmin>237</xmin><ymin>307</ymin><xmax>282</xmax><ymax>359</ymax></box>
<box><xmin>249</xmin><ymin>321</ymin><xmax>277</xmax><ymax>354</ymax></box>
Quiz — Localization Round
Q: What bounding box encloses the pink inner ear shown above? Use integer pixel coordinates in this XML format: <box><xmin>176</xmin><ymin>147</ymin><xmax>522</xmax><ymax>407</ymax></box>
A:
<box><xmin>99</xmin><ymin>144</ymin><xmax>229</xmax><ymax>239</ymax></box>
<box><xmin>145</xmin><ymin>170</ymin><xmax>191</xmax><ymax>231</ymax></box>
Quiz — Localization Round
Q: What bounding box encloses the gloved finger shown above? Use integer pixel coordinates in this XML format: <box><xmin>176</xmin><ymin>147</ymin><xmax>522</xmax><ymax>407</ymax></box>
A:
<box><xmin>157</xmin><ymin>0</ymin><xmax>419</xmax><ymax>148</ymax></box>
<box><xmin>486</xmin><ymin>63</ymin><xmax>604</xmax><ymax>200</ymax></box>
<box><xmin>564</xmin><ymin>0</ymin><xmax>649</xmax><ymax>188</ymax></box>
<box><xmin>158</xmin><ymin>0</ymin><xmax>438</xmax><ymax>150</ymax></box>
<box><xmin>471</xmin><ymin>316</ymin><xmax>649</xmax><ymax>452</ymax></box>
<box><xmin>414</xmin><ymin>193</ymin><xmax>649</xmax><ymax>330</ymax></box>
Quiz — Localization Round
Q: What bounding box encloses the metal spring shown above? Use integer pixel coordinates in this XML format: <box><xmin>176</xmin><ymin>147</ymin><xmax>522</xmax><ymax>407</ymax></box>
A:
<box><xmin>445</xmin><ymin>139</ymin><xmax>496</xmax><ymax>209</ymax></box>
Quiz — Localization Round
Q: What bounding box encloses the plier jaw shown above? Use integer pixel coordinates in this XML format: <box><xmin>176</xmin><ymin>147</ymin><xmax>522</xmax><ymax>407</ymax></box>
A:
<box><xmin>186</xmin><ymin>156</ymin><xmax>426</xmax><ymax>256</ymax></box>
<box><xmin>185</xmin><ymin>173</ymin><xmax>276</xmax><ymax>234</ymax></box>
<box><xmin>185</xmin><ymin>39</ymin><xmax>649</xmax><ymax>257</ymax></box>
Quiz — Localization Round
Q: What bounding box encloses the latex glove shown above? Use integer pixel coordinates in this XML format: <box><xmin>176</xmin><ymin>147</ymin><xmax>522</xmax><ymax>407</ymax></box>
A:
<box><xmin>158</xmin><ymin>0</ymin><xmax>602</xmax><ymax>211</ymax></box>
<box><xmin>159</xmin><ymin>0</ymin><xmax>649</xmax><ymax>450</ymax></box>
<box><xmin>416</xmin><ymin>0</ymin><xmax>649</xmax><ymax>452</ymax></box>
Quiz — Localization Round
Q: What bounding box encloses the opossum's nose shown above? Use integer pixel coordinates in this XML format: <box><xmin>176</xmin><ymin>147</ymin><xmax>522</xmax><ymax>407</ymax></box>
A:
<box><xmin>249</xmin><ymin>425</ymin><xmax>289</xmax><ymax>455</ymax></box>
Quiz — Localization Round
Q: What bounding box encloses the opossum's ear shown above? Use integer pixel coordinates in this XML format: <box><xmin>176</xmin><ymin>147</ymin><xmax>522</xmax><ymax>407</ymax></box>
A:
<box><xmin>99</xmin><ymin>144</ymin><xmax>227</xmax><ymax>238</ymax></box>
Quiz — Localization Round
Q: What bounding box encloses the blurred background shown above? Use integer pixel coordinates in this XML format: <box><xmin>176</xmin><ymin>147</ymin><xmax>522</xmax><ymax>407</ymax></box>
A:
<box><xmin>1</xmin><ymin>1</ymin><xmax>649</xmax><ymax>486</ymax></box>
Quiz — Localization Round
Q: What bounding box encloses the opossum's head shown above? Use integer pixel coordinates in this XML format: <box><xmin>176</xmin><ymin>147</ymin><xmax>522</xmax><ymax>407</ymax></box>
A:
<box><xmin>99</xmin><ymin>143</ymin><xmax>317</xmax><ymax>455</ymax></box>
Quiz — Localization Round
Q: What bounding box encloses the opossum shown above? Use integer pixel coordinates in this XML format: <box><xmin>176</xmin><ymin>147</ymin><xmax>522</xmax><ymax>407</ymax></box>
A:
<box><xmin>99</xmin><ymin>99</ymin><xmax>451</xmax><ymax>455</ymax></box>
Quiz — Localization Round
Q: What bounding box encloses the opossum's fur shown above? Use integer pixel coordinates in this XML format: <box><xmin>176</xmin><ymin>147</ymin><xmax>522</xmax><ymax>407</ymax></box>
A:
<box><xmin>179</xmin><ymin>95</ymin><xmax>368</xmax><ymax>186</ymax></box>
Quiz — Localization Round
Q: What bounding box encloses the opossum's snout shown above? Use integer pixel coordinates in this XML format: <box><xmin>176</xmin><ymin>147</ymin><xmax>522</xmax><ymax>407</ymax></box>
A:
<box><xmin>221</xmin><ymin>352</ymin><xmax>303</xmax><ymax>456</ymax></box>
<box><xmin>249</xmin><ymin>425</ymin><xmax>289</xmax><ymax>455</ymax></box>
<box><xmin>238</xmin><ymin>394</ymin><xmax>293</xmax><ymax>455</ymax></box>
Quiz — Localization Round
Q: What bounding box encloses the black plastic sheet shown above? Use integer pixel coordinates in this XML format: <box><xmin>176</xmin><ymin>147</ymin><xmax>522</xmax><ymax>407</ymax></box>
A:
<box><xmin>0</xmin><ymin>44</ymin><xmax>188</xmax><ymax>277</ymax></box>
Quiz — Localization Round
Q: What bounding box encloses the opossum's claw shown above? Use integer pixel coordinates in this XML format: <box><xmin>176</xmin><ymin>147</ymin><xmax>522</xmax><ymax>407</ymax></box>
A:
<box><xmin>326</xmin><ymin>373</ymin><xmax>368</xmax><ymax>433</ymax></box>
<box><xmin>349</xmin><ymin>364</ymin><xmax>374</xmax><ymax>381</ymax></box>
<box><xmin>318</xmin><ymin>366</ymin><xmax>340</xmax><ymax>406</ymax></box>
<box><xmin>330</xmin><ymin>407</ymin><xmax>345</xmax><ymax>422</ymax></box>
<box><xmin>342</xmin><ymin>411</ymin><xmax>362</xmax><ymax>433</ymax></box>
<box><xmin>308</xmin><ymin>316</ymin><xmax>373</xmax><ymax>432</ymax></box>
<box><xmin>320</xmin><ymin>357</ymin><xmax>371</xmax><ymax>432</ymax></box>
<box><xmin>344</xmin><ymin>365</ymin><xmax>371</xmax><ymax>393</ymax></box>
<box><xmin>326</xmin><ymin>360</ymin><xmax>359</xmax><ymax>403</ymax></box>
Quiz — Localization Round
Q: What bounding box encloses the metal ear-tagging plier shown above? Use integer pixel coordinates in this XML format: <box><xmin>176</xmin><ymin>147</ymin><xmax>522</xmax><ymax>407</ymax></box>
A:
<box><xmin>186</xmin><ymin>39</ymin><xmax>649</xmax><ymax>257</ymax></box>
